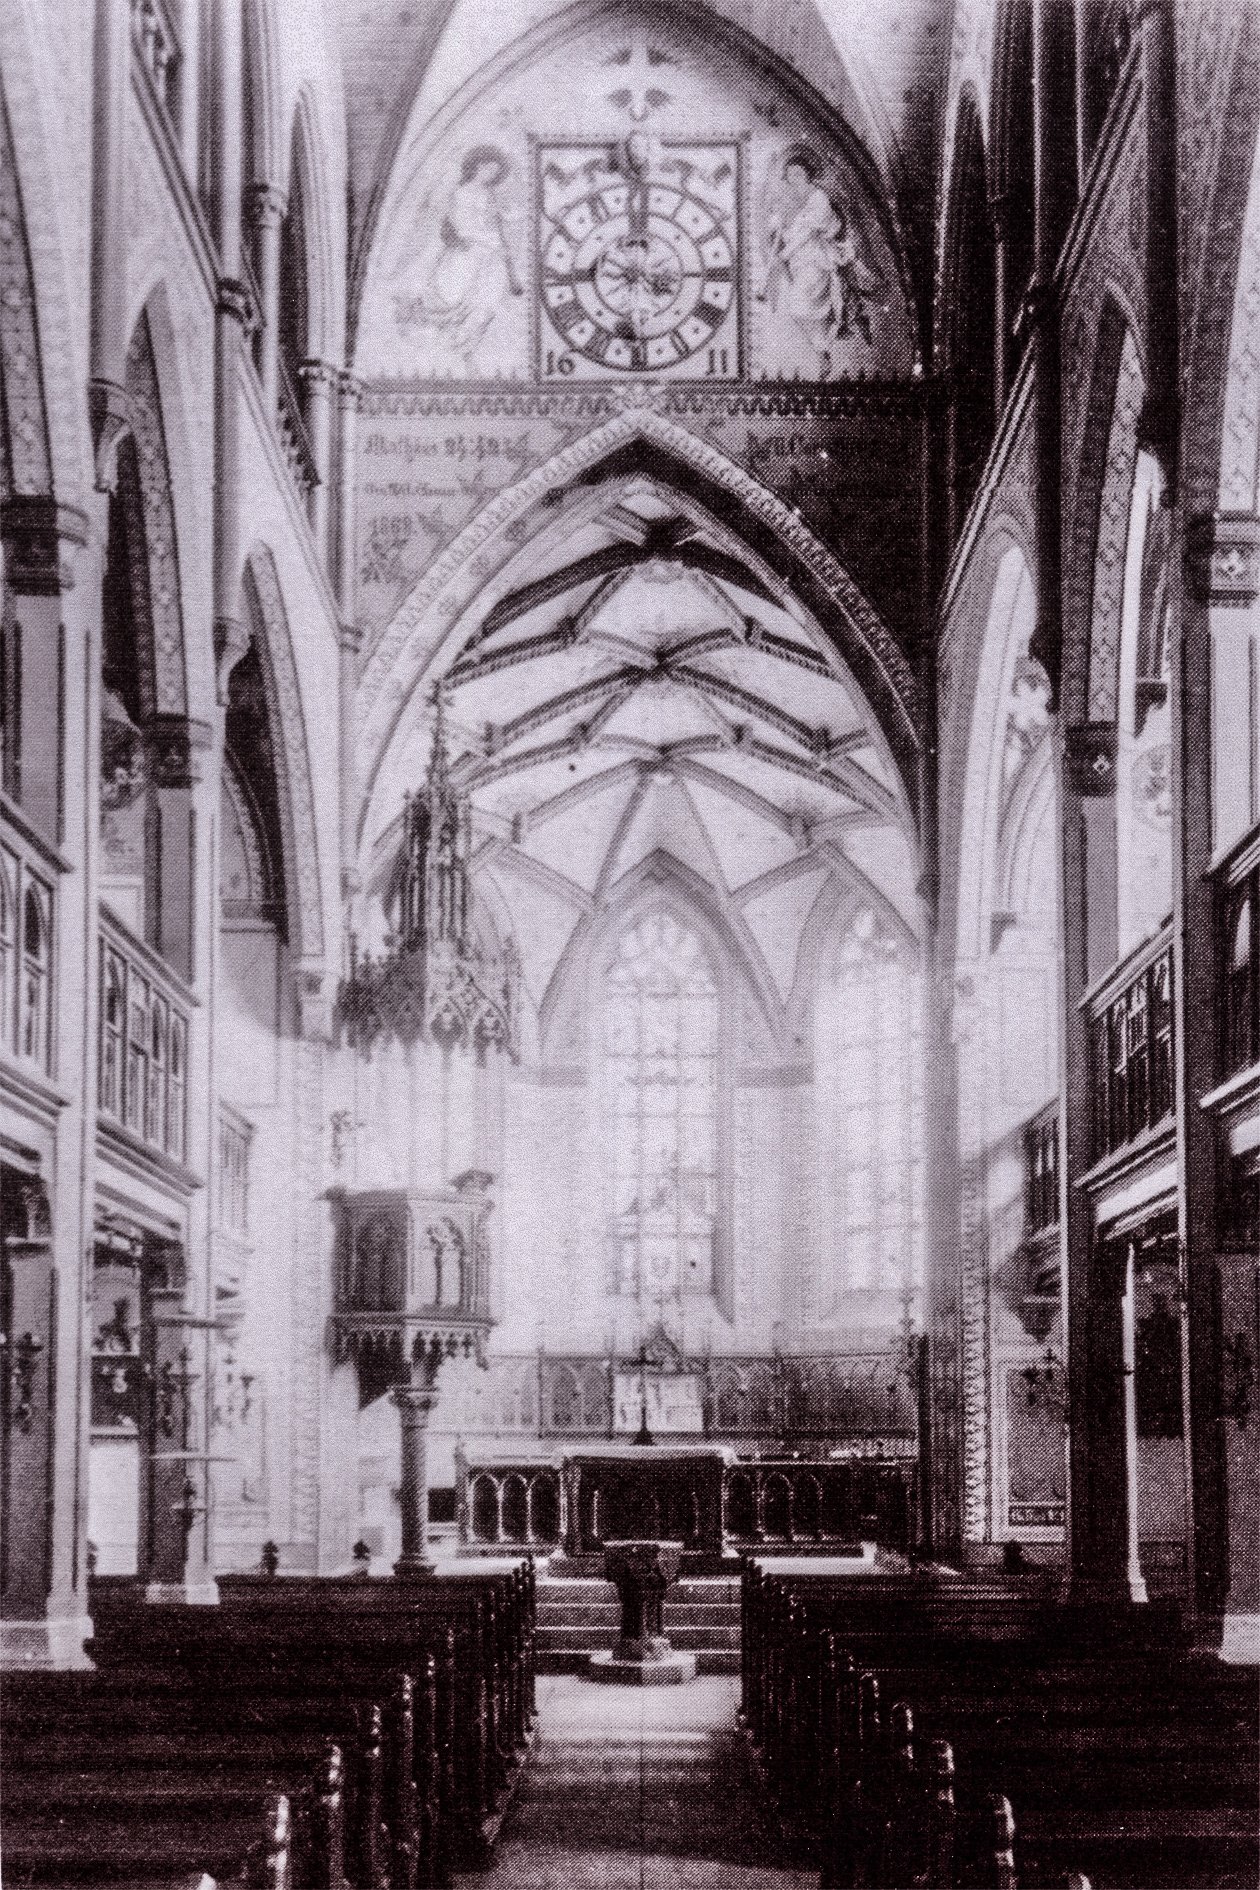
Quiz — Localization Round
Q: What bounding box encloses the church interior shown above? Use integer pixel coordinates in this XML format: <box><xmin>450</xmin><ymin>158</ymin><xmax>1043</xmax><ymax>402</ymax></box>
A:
<box><xmin>1</xmin><ymin>0</ymin><xmax>1259</xmax><ymax>1882</ymax></box>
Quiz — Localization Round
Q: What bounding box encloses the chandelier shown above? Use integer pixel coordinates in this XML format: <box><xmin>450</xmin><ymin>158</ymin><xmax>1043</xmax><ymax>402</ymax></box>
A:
<box><xmin>340</xmin><ymin>694</ymin><xmax>519</xmax><ymax>1059</ymax></box>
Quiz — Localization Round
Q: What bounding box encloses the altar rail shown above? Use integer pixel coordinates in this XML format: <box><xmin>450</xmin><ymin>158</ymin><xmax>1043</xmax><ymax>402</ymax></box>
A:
<box><xmin>457</xmin><ymin>1454</ymin><xmax>916</xmax><ymax>1554</ymax></box>
<box><xmin>440</xmin><ymin>1348</ymin><xmax>919</xmax><ymax>1441</ymax></box>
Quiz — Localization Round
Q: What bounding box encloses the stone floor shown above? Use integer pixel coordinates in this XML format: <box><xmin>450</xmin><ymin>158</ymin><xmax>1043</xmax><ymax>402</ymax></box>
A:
<box><xmin>482</xmin><ymin>1674</ymin><xmax>817</xmax><ymax>1889</ymax></box>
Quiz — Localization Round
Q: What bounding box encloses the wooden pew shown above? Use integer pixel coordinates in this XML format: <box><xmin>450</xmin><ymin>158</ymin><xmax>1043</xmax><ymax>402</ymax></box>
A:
<box><xmin>741</xmin><ymin>1560</ymin><xmax>1260</xmax><ymax>1890</ymax></box>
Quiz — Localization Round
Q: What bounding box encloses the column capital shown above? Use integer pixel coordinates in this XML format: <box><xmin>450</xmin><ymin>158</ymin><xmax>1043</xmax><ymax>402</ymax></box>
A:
<box><xmin>0</xmin><ymin>496</ymin><xmax>91</xmax><ymax>597</ymax></box>
<box><xmin>216</xmin><ymin>278</ymin><xmax>254</xmax><ymax>329</ymax></box>
<box><xmin>146</xmin><ymin>713</ymin><xmax>215</xmax><ymax>790</ymax></box>
<box><xmin>243</xmin><ymin>181</ymin><xmax>288</xmax><ymax>229</ymax></box>
<box><xmin>337</xmin><ymin>370</ymin><xmax>364</xmax><ymax>409</ymax></box>
<box><xmin>1063</xmin><ymin>721</ymin><xmax>1118</xmax><ymax>799</ymax></box>
<box><xmin>1185</xmin><ymin>511</ymin><xmax>1260</xmax><ymax>606</ymax></box>
<box><xmin>299</xmin><ymin>358</ymin><xmax>340</xmax><ymax>395</ymax></box>
<box><xmin>296</xmin><ymin>962</ymin><xmax>333</xmax><ymax>1042</ymax></box>
<box><xmin>339</xmin><ymin>619</ymin><xmax>365</xmax><ymax>655</ymax></box>
<box><xmin>390</xmin><ymin>1384</ymin><xmax>440</xmax><ymax>1419</ymax></box>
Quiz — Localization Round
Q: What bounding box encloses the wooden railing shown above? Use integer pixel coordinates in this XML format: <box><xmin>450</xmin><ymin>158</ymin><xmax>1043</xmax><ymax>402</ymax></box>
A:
<box><xmin>1087</xmin><ymin>924</ymin><xmax>1174</xmax><ymax>1160</ymax></box>
<box><xmin>1023</xmin><ymin>1102</ymin><xmax>1059</xmax><ymax>1236</ymax></box>
<box><xmin>98</xmin><ymin>911</ymin><xmax>191</xmax><ymax>1164</ymax></box>
<box><xmin>457</xmin><ymin>1453</ymin><xmax>917</xmax><ymax>1555</ymax></box>
<box><xmin>0</xmin><ymin>828</ymin><xmax>54</xmax><ymax>1074</ymax></box>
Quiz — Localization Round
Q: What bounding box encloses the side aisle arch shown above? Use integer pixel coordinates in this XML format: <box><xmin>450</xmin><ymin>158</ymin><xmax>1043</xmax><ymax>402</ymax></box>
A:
<box><xmin>240</xmin><ymin>547</ymin><xmax>326</xmax><ymax>964</ymax></box>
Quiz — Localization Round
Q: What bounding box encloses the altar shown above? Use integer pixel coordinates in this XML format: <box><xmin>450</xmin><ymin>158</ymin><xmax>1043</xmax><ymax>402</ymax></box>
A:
<box><xmin>560</xmin><ymin>1443</ymin><xmax>734</xmax><ymax>1560</ymax></box>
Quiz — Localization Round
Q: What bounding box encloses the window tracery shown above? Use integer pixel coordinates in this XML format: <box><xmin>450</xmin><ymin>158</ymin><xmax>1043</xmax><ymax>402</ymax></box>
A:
<box><xmin>817</xmin><ymin>906</ymin><xmax>922</xmax><ymax>1302</ymax></box>
<box><xmin>603</xmin><ymin>909</ymin><xmax>719</xmax><ymax>1304</ymax></box>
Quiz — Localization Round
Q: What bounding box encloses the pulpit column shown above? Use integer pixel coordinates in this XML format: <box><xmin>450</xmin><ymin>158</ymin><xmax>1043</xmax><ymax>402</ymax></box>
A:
<box><xmin>393</xmin><ymin>1367</ymin><xmax>440</xmax><ymax>1577</ymax></box>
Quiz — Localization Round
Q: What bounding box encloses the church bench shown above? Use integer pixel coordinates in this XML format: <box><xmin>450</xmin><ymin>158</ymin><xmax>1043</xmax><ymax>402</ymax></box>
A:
<box><xmin>0</xmin><ymin>1669</ymin><xmax>446</xmax><ymax>1890</ymax></box>
<box><xmin>79</xmin><ymin>1565</ymin><xmax>535</xmax><ymax>1865</ymax></box>
<box><xmin>741</xmin><ymin>1563</ymin><xmax>1259</xmax><ymax>1889</ymax></box>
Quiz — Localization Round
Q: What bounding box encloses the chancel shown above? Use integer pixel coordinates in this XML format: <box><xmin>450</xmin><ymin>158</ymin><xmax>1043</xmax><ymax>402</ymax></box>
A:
<box><xmin>1</xmin><ymin>0</ymin><xmax>1258</xmax><ymax>1884</ymax></box>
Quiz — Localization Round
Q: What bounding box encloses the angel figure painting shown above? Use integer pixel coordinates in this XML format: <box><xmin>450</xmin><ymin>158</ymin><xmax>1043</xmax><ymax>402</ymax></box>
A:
<box><xmin>389</xmin><ymin>144</ymin><xmax>525</xmax><ymax>376</ymax></box>
<box><xmin>759</xmin><ymin>143</ymin><xmax>886</xmax><ymax>377</ymax></box>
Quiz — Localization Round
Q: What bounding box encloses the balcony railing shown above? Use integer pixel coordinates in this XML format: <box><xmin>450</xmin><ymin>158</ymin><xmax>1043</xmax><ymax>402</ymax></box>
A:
<box><xmin>276</xmin><ymin>352</ymin><xmax>319</xmax><ymax>507</ymax></box>
<box><xmin>1024</xmin><ymin>1102</ymin><xmax>1060</xmax><ymax>1236</ymax></box>
<box><xmin>0</xmin><ymin>832</ymin><xmax>53</xmax><ymax>1074</ymax></box>
<box><xmin>1088</xmin><ymin>925</ymin><xmax>1174</xmax><ymax>1161</ymax></box>
<box><xmin>130</xmin><ymin>0</ymin><xmax>182</xmax><ymax>137</ymax></box>
<box><xmin>217</xmin><ymin>1105</ymin><xmax>253</xmax><ymax>1239</ymax></box>
<box><xmin>1219</xmin><ymin>849</ymin><xmax>1260</xmax><ymax>1082</ymax></box>
<box><xmin>98</xmin><ymin>912</ymin><xmax>190</xmax><ymax>1165</ymax></box>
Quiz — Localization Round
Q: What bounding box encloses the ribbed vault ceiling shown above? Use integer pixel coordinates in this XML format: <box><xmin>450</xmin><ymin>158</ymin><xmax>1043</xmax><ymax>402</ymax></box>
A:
<box><xmin>399</xmin><ymin>478</ymin><xmax>917</xmax><ymax>1024</ymax></box>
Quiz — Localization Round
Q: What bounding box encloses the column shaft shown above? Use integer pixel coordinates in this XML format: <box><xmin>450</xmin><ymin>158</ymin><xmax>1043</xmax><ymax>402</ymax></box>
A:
<box><xmin>89</xmin><ymin>0</ymin><xmax>131</xmax><ymax>485</ymax></box>
<box><xmin>393</xmin><ymin>1382</ymin><xmax>439</xmax><ymax>1576</ymax></box>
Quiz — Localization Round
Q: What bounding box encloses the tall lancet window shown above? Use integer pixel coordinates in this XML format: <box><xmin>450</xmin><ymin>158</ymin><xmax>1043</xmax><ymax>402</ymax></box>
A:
<box><xmin>817</xmin><ymin>907</ymin><xmax>922</xmax><ymax>1304</ymax></box>
<box><xmin>604</xmin><ymin>911</ymin><xmax>718</xmax><ymax>1303</ymax></box>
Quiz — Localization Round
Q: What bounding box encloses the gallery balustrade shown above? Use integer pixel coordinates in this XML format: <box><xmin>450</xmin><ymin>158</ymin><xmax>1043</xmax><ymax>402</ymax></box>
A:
<box><xmin>0</xmin><ymin>831</ymin><xmax>54</xmax><ymax>1075</ymax></box>
<box><xmin>98</xmin><ymin>910</ymin><xmax>191</xmax><ymax>1165</ymax></box>
<box><xmin>1087</xmin><ymin>923</ymin><xmax>1174</xmax><ymax>1161</ymax></box>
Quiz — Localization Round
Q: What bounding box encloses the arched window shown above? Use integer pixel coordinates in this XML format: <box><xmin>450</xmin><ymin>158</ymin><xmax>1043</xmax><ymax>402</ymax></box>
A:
<box><xmin>817</xmin><ymin>907</ymin><xmax>922</xmax><ymax>1300</ymax></box>
<box><xmin>603</xmin><ymin>910</ymin><xmax>718</xmax><ymax>1303</ymax></box>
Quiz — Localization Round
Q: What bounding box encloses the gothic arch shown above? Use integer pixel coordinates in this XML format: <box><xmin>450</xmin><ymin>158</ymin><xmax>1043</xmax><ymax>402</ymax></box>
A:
<box><xmin>350</xmin><ymin>0</ymin><xmax>919</xmax><ymax>358</ymax></box>
<box><xmin>952</xmin><ymin>538</ymin><xmax>1046</xmax><ymax>966</ymax></box>
<box><xmin>122</xmin><ymin>308</ymin><xmax>189</xmax><ymax>719</ymax></box>
<box><xmin>0</xmin><ymin>11</ymin><xmax>87</xmax><ymax>503</ymax></box>
<box><xmin>1181</xmin><ymin>6</ymin><xmax>1260</xmax><ymax>522</ymax></box>
<box><xmin>538</xmin><ymin>850</ymin><xmax>786</xmax><ymax>1065</ymax></box>
<box><xmin>1061</xmin><ymin>296</ymin><xmax>1145</xmax><ymax>721</ymax></box>
<box><xmin>788</xmin><ymin>858</ymin><xmax>924</xmax><ymax>1045</ymax></box>
<box><xmin>240</xmin><ymin>546</ymin><xmax>326</xmax><ymax>962</ymax></box>
<box><xmin>359</xmin><ymin>411</ymin><xmax>923</xmax><ymax>830</ymax></box>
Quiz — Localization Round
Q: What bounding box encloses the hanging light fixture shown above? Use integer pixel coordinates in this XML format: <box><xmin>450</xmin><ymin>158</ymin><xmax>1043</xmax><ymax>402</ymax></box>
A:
<box><xmin>340</xmin><ymin>691</ymin><xmax>519</xmax><ymax>1059</ymax></box>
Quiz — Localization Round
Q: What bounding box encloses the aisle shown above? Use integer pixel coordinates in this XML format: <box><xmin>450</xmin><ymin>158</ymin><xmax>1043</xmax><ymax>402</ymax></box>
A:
<box><xmin>484</xmin><ymin>1674</ymin><xmax>817</xmax><ymax>1889</ymax></box>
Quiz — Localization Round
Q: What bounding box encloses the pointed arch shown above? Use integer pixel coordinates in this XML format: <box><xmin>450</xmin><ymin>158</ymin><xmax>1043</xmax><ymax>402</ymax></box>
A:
<box><xmin>122</xmin><ymin>310</ymin><xmax>188</xmax><ymax>719</ymax></box>
<box><xmin>360</xmin><ymin>411</ymin><xmax>923</xmax><ymax>832</ymax></box>
<box><xmin>240</xmin><ymin>547</ymin><xmax>325</xmax><ymax>962</ymax></box>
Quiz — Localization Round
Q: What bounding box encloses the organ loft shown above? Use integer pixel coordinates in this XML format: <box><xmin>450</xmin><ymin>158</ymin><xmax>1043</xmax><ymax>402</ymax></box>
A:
<box><xmin>1</xmin><ymin>0</ymin><xmax>1257</xmax><ymax>1883</ymax></box>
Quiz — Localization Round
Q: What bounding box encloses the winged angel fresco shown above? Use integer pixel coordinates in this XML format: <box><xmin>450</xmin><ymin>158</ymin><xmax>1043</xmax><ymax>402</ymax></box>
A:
<box><xmin>389</xmin><ymin>144</ymin><xmax>525</xmax><ymax>375</ymax></box>
<box><xmin>759</xmin><ymin>143</ymin><xmax>886</xmax><ymax>376</ymax></box>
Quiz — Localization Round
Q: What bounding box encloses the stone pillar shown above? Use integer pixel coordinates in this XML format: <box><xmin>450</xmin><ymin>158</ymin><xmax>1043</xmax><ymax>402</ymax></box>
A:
<box><xmin>210</xmin><ymin>0</ymin><xmax>247</xmax><ymax>705</ymax></box>
<box><xmin>176</xmin><ymin>0</ymin><xmax>200</xmax><ymax>181</ymax></box>
<box><xmin>392</xmin><ymin>1360</ymin><xmax>440</xmax><ymax>1577</ymax></box>
<box><xmin>1120</xmin><ymin>1239</ymin><xmax>1149</xmax><ymax>1604</ymax></box>
<box><xmin>142</xmin><ymin>1253</ymin><xmax>217</xmax><ymax>1605</ymax></box>
<box><xmin>1</xmin><ymin>1177</ymin><xmax>56</xmax><ymax>1627</ymax></box>
<box><xmin>143</xmin><ymin>714</ymin><xmax>213</xmax><ymax>985</ymax></box>
<box><xmin>335</xmin><ymin>373</ymin><xmax>363</xmax><ymax>900</ymax></box>
<box><xmin>300</xmin><ymin>361</ymin><xmax>336</xmax><ymax>552</ymax></box>
<box><xmin>1</xmin><ymin>503</ymin><xmax>96</xmax><ymax>1669</ymax></box>
<box><xmin>245</xmin><ymin>186</ymin><xmax>286</xmax><ymax>412</ymax></box>
<box><xmin>989</xmin><ymin>193</ymin><xmax>1009</xmax><ymax>419</ymax></box>
<box><xmin>1177</xmin><ymin>515</ymin><xmax>1246</xmax><ymax>1623</ymax></box>
<box><xmin>88</xmin><ymin>0</ymin><xmax>131</xmax><ymax>488</ymax></box>
<box><xmin>1060</xmin><ymin>731</ymin><xmax>1131</xmax><ymax>1600</ymax></box>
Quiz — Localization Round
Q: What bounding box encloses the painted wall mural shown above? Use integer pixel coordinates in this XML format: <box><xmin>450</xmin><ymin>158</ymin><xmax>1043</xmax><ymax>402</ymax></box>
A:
<box><xmin>356</xmin><ymin>10</ymin><xmax>914</xmax><ymax>386</ymax></box>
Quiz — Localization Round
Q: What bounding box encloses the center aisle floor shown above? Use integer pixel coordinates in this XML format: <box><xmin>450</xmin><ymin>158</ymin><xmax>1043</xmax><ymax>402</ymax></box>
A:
<box><xmin>483</xmin><ymin>1674</ymin><xmax>818</xmax><ymax>1890</ymax></box>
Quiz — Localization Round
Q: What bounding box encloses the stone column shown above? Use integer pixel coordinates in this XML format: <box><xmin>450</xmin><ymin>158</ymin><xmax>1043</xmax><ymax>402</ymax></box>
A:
<box><xmin>989</xmin><ymin>193</ymin><xmax>1009</xmax><ymax>418</ymax></box>
<box><xmin>1178</xmin><ymin>516</ymin><xmax>1248</xmax><ymax>1623</ymax></box>
<box><xmin>210</xmin><ymin>0</ymin><xmax>248</xmax><ymax>704</ymax></box>
<box><xmin>1060</xmin><ymin>730</ymin><xmax>1131</xmax><ymax>1601</ymax></box>
<box><xmin>300</xmin><ymin>361</ymin><xmax>336</xmax><ymax>552</ymax></box>
<box><xmin>245</xmin><ymin>186</ymin><xmax>287</xmax><ymax>413</ymax></box>
<box><xmin>88</xmin><ymin>0</ymin><xmax>131</xmax><ymax>487</ymax></box>
<box><xmin>392</xmin><ymin>1358</ymin><xmax>441</xmax><ymax>1577</ymax></box>
<box><xmin>144</xmin><ymin>715</ymin><xmax>213</xmax><ymax>985</ymax></box>
<box><xmin>1</xmin><ymin>503</ymin><xmax>96</xmax><ymax>1670</ymax></box>
<box><xmin>142</xmin><ymin>1252</ymin><xmax>217</xmax><ymax>1605</ymax></box>
<box><xmin>1120</xmin><ymin>1238</ymin><xmax>1149</xmax><ymax>1604</ymax></box>
<box><xmin>1</xmin><ymin>1177</ymin><xmax>56</xmax><ymax>1629</ymax></box>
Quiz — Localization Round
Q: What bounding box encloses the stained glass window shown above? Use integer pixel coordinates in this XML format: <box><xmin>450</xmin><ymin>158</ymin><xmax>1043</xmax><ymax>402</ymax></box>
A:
<box><xmin>604</xmin><ymin>910</ymin><xmax>718</xmax><ymax>1301</ymax></box>
<box><xmin>817</xmin><ymin>907</ymin><xmax>922</xmax><ymax>1300</ymax></box>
